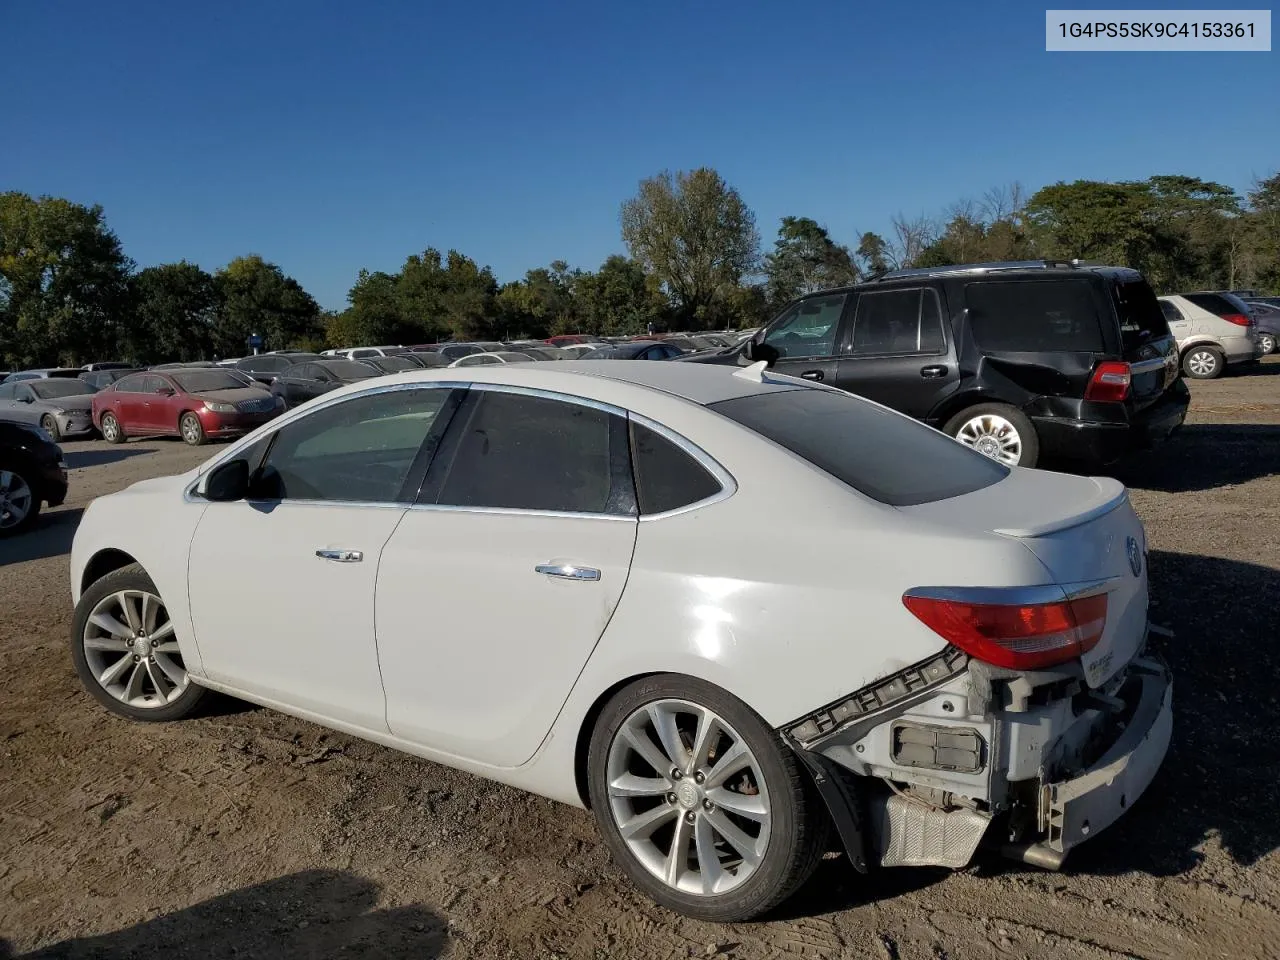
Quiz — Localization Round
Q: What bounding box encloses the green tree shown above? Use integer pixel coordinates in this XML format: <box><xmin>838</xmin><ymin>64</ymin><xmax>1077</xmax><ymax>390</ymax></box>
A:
<box><xmin>344</xmin><ymin>269</ymin><xmax>406</xmax><ymax>345</ymax></box>
<box><xmin>495</xmin><ymin>260</ymin><xmax>581</xmax><ymax>338</ymax></box>
<box><xmin>1024</xmin><ymin>180</ymin><xmax>1157</xmax><ymax>272</ymax></box>
<box><xmin>214</xmin><ymin>254</ymin><xmax>321</xmax><ymax>356</ymax></box>
<box><xmin>0</xmin><ymin>192</ymin><xmax>132</xmax><ymax>367</ymax></box>
<box><xmin>397</xmin><ymin>248</ymin><xmax>498</xmax><ymax>343</ymax></box>
<box><xmin>763</xmin><ymin>217</ymin><xmax>858</xmax><ymax>308</ymax></box>
<box><xmin>1247</xmin><ymin>172</ymin><xmax>1280</xmax><ymax>292</ymax></box>
<box><xmin>574</xmin><ymin>255</ymin><xmax>669</xmax><ymax>335</ymax></box>
<box><xmin>129</xmin><ymin>261</ymin><xmax>221</xmax><ymax>363</ymax></box>
<box><xmin>620</xmin><ymin>168</ymin><xmax>759</xmax><ymax>325</ymax></box>
<box><xmin>856</xmin><ymin>232</ymin><xmax>890</xmax><ymax>275</ymax></box>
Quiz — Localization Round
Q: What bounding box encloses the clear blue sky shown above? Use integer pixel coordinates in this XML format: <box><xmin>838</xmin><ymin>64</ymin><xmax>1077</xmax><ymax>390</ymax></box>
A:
<box><xmin>3</xmin><ymin>1</ymin><xmax>1276</xmax><ymax>310</ymax></box>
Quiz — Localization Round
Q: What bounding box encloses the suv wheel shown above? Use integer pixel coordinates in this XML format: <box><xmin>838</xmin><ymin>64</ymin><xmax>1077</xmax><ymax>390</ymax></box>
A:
<box><xmin>0</xmin><ymin>462</ymin><xmax>40</xmax><ymax>538</ymax></box>
<box><xmin>1183</xmin><ymin>345</ymin><xmax>1224</xmax><ymax>379</ymax></box>
<box><xmin>944</xmin><ymin>404</ymin><xmax>1039</xmax><ymax>468</ymax></box>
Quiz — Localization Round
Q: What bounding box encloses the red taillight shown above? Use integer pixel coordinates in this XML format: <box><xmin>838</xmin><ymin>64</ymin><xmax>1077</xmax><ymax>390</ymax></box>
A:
<box><xmin>1221</xmin><ymin>313</ymin><xmax>1251</xmax><ymax>327</ymax></box>
<box><xmin>902</xmin><ymin>593</ymin><xmax>1108</xmax><ymax>670</ymax></box>
<box><xmin>1084</xmin><ymin>360</ymin><xmax>1131</xmax><ymax>403</ymax></box>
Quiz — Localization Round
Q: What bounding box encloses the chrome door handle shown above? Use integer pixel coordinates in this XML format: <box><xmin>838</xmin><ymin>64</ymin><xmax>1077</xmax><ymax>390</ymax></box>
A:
<box><xmin>800</xmin><ymin>370</ymin><xmax>824</xmax><ymax>381</ymax></box>
<box><xmin>316</xmin><ymin>549</ymin><xmax>363</xmax><ymax>563</ymax></box>
<box><xmin>535</xmin><ymin>563</ymin><xmax>600</xmax><ymax>581</ymax></box>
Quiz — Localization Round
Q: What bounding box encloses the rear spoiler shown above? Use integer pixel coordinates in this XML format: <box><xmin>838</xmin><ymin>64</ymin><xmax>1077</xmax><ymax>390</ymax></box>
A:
<box><xmin>993</xmin><ymin>477</ymin><xmax>1127</xmax><ymax>538</ymax></box>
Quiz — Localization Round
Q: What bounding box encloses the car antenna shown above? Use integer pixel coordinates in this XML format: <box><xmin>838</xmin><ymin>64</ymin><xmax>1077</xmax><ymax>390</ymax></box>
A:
<box><xmin>733</xmin><ymin>360</ymin><xmax>770</xmax><ymax>382</ymax></box>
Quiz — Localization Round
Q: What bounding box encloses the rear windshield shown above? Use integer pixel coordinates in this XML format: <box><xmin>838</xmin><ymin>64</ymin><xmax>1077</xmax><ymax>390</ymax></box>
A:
<box><xmin>1184</xmin><ymin>292</ymin><xmax>1244</xmax><ymax>317</ymax></box>
<box><xmin>1111</xmin><ymin>277</ymin><xmax>1171</xmax><ymax>351</ymax></box>
<box><xmin>965</xmin><ymin>279</ymin><xmax>1104</xmax><ymax>352</ymax></box>
<box><xmin>709</xmin><ymin>388</ymin><xmax>1008</xmax><ymax>506</ymax></box>
<box><xmin>321</xmin><ymin>359</ymin><xmax>379</xmax><ymax>379</ymax></box>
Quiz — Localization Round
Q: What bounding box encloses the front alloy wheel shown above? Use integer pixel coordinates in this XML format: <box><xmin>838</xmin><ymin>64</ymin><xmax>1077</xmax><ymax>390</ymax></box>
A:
<box><xmin>587</xmin><ymin>676</ymin><xmax>826</xmax><ymax>922</ymax></box>
<box><xmin>1258</xmin><ymin>333</ymin><xmax>1276</xmax><ymax>355</ymax></box>
<box><xmin>0</xmin><ymin>467</ymin><xmax>38</xmax><ymax>537</ymax></box>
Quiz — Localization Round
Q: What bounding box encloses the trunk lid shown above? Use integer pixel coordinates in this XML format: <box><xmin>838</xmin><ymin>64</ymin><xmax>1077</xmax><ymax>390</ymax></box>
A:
<box><xmin>1110</xmin><ymin>275</ymin><xmax>1181</xmax><ymax>412</ymax></box>
<box><xmin>902</xmin><ymin>468</ymin><xmax>1148</xmax><ymax>687</ymax></box>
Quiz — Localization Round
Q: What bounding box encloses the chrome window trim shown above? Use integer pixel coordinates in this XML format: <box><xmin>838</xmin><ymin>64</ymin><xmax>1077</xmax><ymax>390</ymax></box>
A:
<box><xmin>183</xmin><ymin>380</ymin><xmax>470</xmax><ymax>503</ymax></box>
<box><xmin>629</xmin><ymin>412</ymin><xmax>737</xmax><ymax>522</ymax></box>
<box><xmin>405</xmin><ymin>502</ymin><xmax>634</xmax><ymax>523</ymax></box>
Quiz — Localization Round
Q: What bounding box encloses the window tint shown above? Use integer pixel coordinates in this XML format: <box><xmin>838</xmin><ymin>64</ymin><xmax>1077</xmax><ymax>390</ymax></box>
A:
<box><xmin>966</xmin><ymin>279</ymin><xmax>1104</xmax><ymax>352</ymax></box>
<box><xmin>140</xmin><ymin>375</ymin><xmax>169</xmax><ymax>393</ymax></box>
<box><xmin>435</xmin><ymin>391</ymin><xmax>632</xmax><ymax>514</ymax></box>
<box><xmin>240</xmin><ymin>356</ymin><xmax>289</xmax><ymax>372</ymax></box>
<box><xmin>171</xmin><ymin>371</ymin><xmax>244</xmax><ymax>393</ymax></box>
<box><xmin>850</xmin><ymin>288</ymin><xmax>945</xmax><ymax>356</ymax></box>
<box><xmin>114</xmin><ymin>375</ymin><xmax>148</xmax><ymax>393</ymax></box>
<box><xmin>709</xmin><ymin>388</ymin><xmax>1007</xmax><ymax>507</ymax></box>
<box><xmin>1111</xmin><ymin>278</ymin><xmax>1171</xmax><ymax>351</ymax></box>
<box><xmin>1159</xmin><ymin>300</ymin><xmax>1183</xmax><ymax>322</ymax></box>
<box><xmin>320</xmin><ymin>359</ymin><xmax>379</xmax><ymax>380</ymax></box>
<box><xmin>1184</xmin><ymin>292</ymin><xmax>1241</xmax><ymax>317</ymax></box>
<box><xmin>254</xmin><ymin>388</ymin><xmax>453</xmax><ymax>502</ymax></box>
<box><xmin>31</xmin><ymin>380</ymin><xmax>94</xmax><ymax>399</ymax></box>
<box><xmin>762</xmin><ymin>294</ymin><xmax>848</xmax><ymax>358</ymax></box>
<box><xmin>631</xmin><ymin>422</ymin><xmax>722</xmax><ymax>514</ymax></box>
<box><xmin>15</xmin><ymin>385</ymin><xmax>36</xmax><ymax>401</ymax></box>
<box><xmin>0</xmin><ymin>384</ymin><xmax>14</xmax><ymax>400</ymax></box>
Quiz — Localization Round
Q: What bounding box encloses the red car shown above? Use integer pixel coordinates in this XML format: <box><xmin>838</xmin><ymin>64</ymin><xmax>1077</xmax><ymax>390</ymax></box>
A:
<box><xmin>91</xmin><ymin>369</ymin><xmax>283</xmax><ymax>446</ymax></box>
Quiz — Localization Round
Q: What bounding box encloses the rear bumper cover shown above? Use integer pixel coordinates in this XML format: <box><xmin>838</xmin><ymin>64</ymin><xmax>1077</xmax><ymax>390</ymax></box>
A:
<box><xmin>1036</xmin><ymin>655</ymin><xmax>1172</xmax><ymax>856</ymax></box>
<box><xmin>1031</xmin><ymin>386</ymin><xmax>1189</xmax><ymax>464</ymax></box>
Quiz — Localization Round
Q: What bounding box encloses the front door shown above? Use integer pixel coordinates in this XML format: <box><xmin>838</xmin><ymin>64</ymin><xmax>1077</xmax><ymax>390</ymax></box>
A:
<box><xmin>139</xmin><ymin>375</ymin><xmax>179</xmax><ymax>433</ymax></box>
<box><xmin>187</xmin><ymin>385</ymin><xmax>459</xmax><ymax>730</ymax></box>
<box><xmin>376</xmin><ymin>387</ymin><xmax>639</xmax><ymax>767</ymax></box>
<box><xmin>829</xmin><ymin>286</ymin><xmax>960</xmax><ymax>419</ymax></box>
<box><xmin>755</xmin><ymin>292</ymin><xmax>852</xmax><ymax>385</ymax></box>
<box><xmin>0</xmin><ymin>384</ymin><xmax>38</xmax><ymax>426</ymax></box>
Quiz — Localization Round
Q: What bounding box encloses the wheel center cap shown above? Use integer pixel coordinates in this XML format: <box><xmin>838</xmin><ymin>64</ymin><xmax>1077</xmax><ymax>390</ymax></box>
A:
<box><xmin>675</xmin><ymin>782</ymin><xmax>700</xmax><ymax>810</ymax></box>
<box><xmin>977</xmin><ymin>437</ymin><xmax>998</xmax><ymax>455</ymax></box>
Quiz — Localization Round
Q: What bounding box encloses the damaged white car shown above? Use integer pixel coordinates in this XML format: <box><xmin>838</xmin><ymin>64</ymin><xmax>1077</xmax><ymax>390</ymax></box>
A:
<box><xmin>68</xmin><ymin>360</ymin><xmax>1172</xmax><ymax>921</ymax></box>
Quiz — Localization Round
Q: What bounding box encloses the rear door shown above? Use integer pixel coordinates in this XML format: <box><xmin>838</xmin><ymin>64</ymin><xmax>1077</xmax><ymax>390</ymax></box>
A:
<box><xmin>829</xmin><ymin>285</ymin><xmax>960</xmax><ymax>418</ymax></box>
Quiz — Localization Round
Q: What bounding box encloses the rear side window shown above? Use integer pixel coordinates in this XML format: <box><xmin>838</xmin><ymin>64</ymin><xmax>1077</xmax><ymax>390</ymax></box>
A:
<box><xmin>1183</xmin><ymin>292</ymin><xmax>1241</xmax><ymax>317</ymax></box>
<box><xmin>850</xmin><ymin>288</ymin><xmax>945</xmax><ymax>356</ymax></box>
<box><xmin>710</xmin><ymin>388</ymin><xmax>1007</xmax><ymax>507</ymax></box>
<box><xmin>630</xmin><ymin>422</ymin><xmax>722</xmax><ymax>514</ymax></box>
<box><xmin>1111</xmin><ymin>278</ymin><xmax>1171</xmax><ymax>351</ymax></box>
<box><xmin>1159</xmin><ymin>300</ymin><xmax>1183</xmax><ymax>322</ymax></box>
<box><xmin>433</xmin><ymin>391</ymin><xmax>634</xmax><ymax>515</ymax></box>
<box><xmin>966</xmin><ymin>279</ymin><xmax>1104</xmax><ymax>352</ymax></box>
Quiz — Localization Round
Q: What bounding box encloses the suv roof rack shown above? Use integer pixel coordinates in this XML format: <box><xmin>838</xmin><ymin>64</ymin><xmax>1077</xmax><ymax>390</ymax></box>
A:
<box><xmin>867</xmin><ymin>259</ymin><xmax>1102</xmax><ymax>282</ymax></box>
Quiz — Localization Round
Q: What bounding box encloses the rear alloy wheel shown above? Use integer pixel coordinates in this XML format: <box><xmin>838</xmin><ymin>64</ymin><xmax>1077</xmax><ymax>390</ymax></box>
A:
<box><xmin>40</xmin><ymin>414</ymin><xmax>62</xmax><ymax>442</ymax></box>
<box><xmin>1258</xmin><ymin>333</ymin><xmax>1276</xmax><ymax>355</ymax></box>
<box><xmin>587</xmin><ymin>675</ymin><xmax>826</xmax><ymax>921</ymax></box>
<box><xmin>945</xmin><ymin>403</ymin><xmax>1039</xmax><ymax>467</ymax></box>
<box><xmin>180</xmin><ymin>412</ymin><xmax>206</xmax><ymax>446</ymax></box>
<box><xmin>1183</xmin><ymin>346</ymin><xmax>1224</xmax><ymax>379</ymax></box>
<box><xmin>0</xmin><ymin>466</ymin><xmax>40</xmax><ymax>538</ymax></box>
<box><xmin>70</xmin><ymin>563</ymin><xmax>207</xmax><ymax>722</ymax></box>
<box><xmin>100</xmin><ymin>413</ymin><xmax>125</xmax><ymax>444</ymax></box>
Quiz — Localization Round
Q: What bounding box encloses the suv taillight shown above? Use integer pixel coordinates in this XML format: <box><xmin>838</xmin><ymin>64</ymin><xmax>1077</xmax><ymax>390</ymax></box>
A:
<box><xmin>902</xmin><ymin>593</ymin><xmax>1108</xmax><ymax>670</ymax></box>
<box><xmin>1084</xmin><ymin>360</ymin><xmax>1131</xmax><ymax>402</ymax></box>
<box><xmin>1222</xmin><ymin>313</ymin><xmax>1252</xmax><ymax>327</ymax></box>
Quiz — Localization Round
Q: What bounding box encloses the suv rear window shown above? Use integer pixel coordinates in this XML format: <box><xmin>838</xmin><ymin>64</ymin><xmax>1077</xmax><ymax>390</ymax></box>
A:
<box><xmin>966</xmin><ymin>279</ymin><xmax>1104</xmax><ymax>352</ymax></box>
<box><xmin>709</xmin><ymin>388</ymin><xmax>1007</xmax><ymax>507</ymax></box>
<box><xmin>1111</xmin><ymin>277</ymin><xmax>1171</xmax><ymax>352</ymax></box>
<box><xmin>1183</xmin><ymin>292</ymin><xmax>1241</xmax><ymax>317</ymax></box>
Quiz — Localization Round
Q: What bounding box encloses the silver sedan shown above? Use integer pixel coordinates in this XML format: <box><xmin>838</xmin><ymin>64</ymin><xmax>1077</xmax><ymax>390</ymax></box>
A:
<box><xmin>0</xmin><ymin>378</ymin><xmax>98</xmax><ymax>441</ymax></box>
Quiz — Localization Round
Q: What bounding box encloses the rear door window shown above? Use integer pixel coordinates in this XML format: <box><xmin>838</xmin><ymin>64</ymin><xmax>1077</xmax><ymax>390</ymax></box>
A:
<box><xmin>849</xmin><ymin>288</ymin><xmax>946</xmax><ymax>355</ymax></box>
<box><xmin>710</xmin><ymin>388</ymin><xmax>1007</xmax><ymax>506</ymax></box>
<box><xmin>966</xmin><ymin>279</ymin><xmax>1104</xmax><ymax>352</ymax></box>
<box><xmin>1159</xmin><ymin>300</ymin><xmax>1184</xmax><ymax>322</ymax></box>
<box><xmin>1183</xmin><ymin>292</ymin><xmax>1241</xmax><ymax>317</ymax></box>
<box><xmin>630</xmin><ymin>422</ymin><xmax>723</xmax><ymax>514</ymax></box>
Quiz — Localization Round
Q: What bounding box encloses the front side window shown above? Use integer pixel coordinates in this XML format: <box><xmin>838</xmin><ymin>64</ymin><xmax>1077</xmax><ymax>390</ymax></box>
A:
<box><xmin>966</xmin><ymin>279</ymin><xmax>1105</xmax><ymax>353</ymax></box>
<box><xmin>710</xmin><ymin>387</ymin><xmax>1007</xmax><ymax>507</ymax></box>
<box><xmin>432</xmin><ymin>391</ymin><xmax>633</xmax><ymax>515</ymax></box>
<box><xmin>761</xmin><ymin>294</ymin><xmax>848</xmax><ymax>359</ymax></box>
<box><xmin>113</xmin><ymin>375</ymin><xmax>148</xmax><ymax>394</ymax></box>
<box><xmin>630</xmin><ymin>422</ymin><xmax>723</xmax><ymax>514</ymax></box>
<box><xmin>0</xmin><ymin>384</ymin><xmax>14</xmax><ymax>400</ymax></box>
<box><xmin>850</xmin><ymin>288</ymin><xmax>945</xmax><ymax>356</ymax></box>
<box><xmin>253</xmin><ymin>388</ymin><xmax>456</xmax><ymax>503</ymax></box>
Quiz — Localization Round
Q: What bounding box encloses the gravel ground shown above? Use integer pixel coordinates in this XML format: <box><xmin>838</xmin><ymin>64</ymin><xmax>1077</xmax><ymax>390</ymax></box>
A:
<box><xmin>2</xmin><ymin>360</ymin><xmax>1279</xmax><ymax>959</ymax></box>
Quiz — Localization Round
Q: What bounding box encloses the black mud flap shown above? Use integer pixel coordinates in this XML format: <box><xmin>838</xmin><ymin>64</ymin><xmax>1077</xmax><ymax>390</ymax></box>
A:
<box><xmin>787</xmin><ymin>738</ymin><xmax>868</xmax><ymax>873</ymax></box>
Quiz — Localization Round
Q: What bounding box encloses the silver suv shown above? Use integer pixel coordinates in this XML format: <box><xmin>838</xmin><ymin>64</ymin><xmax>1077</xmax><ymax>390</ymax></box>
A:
<box><xmin>1158</xmin><ymin>292</ymin><xmax>1261</xmax><ymax>379</ymax></box>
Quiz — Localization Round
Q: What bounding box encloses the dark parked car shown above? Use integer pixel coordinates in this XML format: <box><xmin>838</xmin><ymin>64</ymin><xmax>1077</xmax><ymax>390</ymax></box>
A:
<box><xmin>233</xmin><ymin>352</ymin><xmax>324</xmax><ymax>384</ymax></box>
<box><xmin>92</xmin><ymin>370</ymin><xmax>281</xmax><ymax>445</ymax></box>
<box><xmin>580</xmin><ymin>341</ymin><xmax>685</xmax><ymax>361</ymax></box>
<box><xmin>355</xmin><ymin>355</ymin><xmax>422</xmax><ymax>375</ymax></box>
<box><xmin>437</xmin><ymin>343</ymin><xmax>485</xmax><ymax>362</ymax></box>
<box><xmin>0</xmin><ymin>420</ymin><xmax>67</xmax><ymax>537</ymax></box>
<box><xmin>399</xmin><ymin>352</ymin><xmax>450</xmax><ymax>368</ymax></box>
<box><xmin>687</xmin><ymin>260</ymin><xmax>1189</xmax><ymax>468</ymax></box>
<box><xmin>269</xmin><ymin>359</ymin><xmax>380</xmax><ymax>408</ymax></box>
<box><xmin>80</xmin><ymin>368</ymin><xmax>142</xmax><ymax>390</ymax></box>
<box><xmin>2</xmin><ymin>367</ymin><xmax>85</xmax><ymax>383</ymax></box>
<box><xmin>1245</xmin><ymin>301</ymin><xmax>1280</xmax><ymax>354</ymax></box>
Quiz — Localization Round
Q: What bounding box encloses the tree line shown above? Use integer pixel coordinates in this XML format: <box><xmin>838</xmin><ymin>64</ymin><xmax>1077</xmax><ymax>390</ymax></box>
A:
<box><xmin>2</xmin><ymin>167</ymin><xmax>1277</xmax><ymax>367</ymax></box>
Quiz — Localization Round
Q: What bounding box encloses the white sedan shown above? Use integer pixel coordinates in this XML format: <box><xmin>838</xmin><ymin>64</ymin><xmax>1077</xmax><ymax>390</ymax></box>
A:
<box><xmin>68</xmin><ymin>361</ymin><xmax>1172</xmax><ymax>921</ymax></box>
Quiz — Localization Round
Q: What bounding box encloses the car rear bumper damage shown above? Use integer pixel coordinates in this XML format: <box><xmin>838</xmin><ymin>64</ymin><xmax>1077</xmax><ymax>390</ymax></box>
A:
<box><xmin>783</xmin><ymin>638</ymin><xmax>1172</xmax><ymax>875</ymax></box>
<box><xmin>1031</xmin><ymin>389</ymin><xmax>1189</xmax><ymax>464</ymax></box>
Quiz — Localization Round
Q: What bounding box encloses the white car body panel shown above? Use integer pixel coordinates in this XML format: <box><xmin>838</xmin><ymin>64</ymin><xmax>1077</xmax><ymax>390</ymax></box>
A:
<box><xmin>1159</xmin><ymin>294</ymin><xmax>1259</xmax><ymax>364</ymax></box>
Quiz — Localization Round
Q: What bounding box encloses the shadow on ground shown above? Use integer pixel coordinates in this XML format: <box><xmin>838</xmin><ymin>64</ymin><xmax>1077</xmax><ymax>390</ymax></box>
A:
<box><xmin>1112</xmin><ymin>423</ymin><xmax>1280</xmax><ymax>492</ymax></box>
<box><xmin>62</xmin><ymin>448</ymin><xmax>151</xmax><ymax>469</ymax></box>
<box><xmin>0</xmin><ymin>508</ymin><xmax>82</xmax><ymax>568</ymax></box>
<box><xmin>0</xmin><ymin>870</ymin><xmax>446</xmax><ymax>959</ymax></box>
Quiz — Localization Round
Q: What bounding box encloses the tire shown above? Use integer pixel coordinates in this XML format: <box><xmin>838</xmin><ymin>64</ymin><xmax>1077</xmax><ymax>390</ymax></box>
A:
<box><xmin>1182</xmin><ymin>345</ymin><xmax>1224</xmax><ymax>379</ymax></box>
<box><xmin>40</xmin><ymin>414</ymin><xmax>61</xmax><ymax>442</ymax></box>
<box><xmin>69</xmin><ymin>563</ymin><xmax>207</xmax><ymax>722</ymax></box>
<box><xmin>1258</xmin><ymin>333</ymin><xmax>1276</xmax><ymax>355</ymax></box>
<box><xmin>179</xmin><ymin>412</ymin><xmax>206</xmax><ymax>446</ymax></box>
<box><xmin>100</xmin><ymin>412</ymin><xmax>126</xmax><ymax>444</ymax></box>
<box><xmin>0</xmin><ymin>460</ymin><xmax>42</xmax><ymax>538</ymax></box>
<box><xmin>586</xmin><ymin>674</ymin><xmax>828</xmax><ymax>922</ymax></box>
<box><xmin>943</xmin><ymin>402</ymin><xmax>1039</xmax><ymax>468</ymax></box>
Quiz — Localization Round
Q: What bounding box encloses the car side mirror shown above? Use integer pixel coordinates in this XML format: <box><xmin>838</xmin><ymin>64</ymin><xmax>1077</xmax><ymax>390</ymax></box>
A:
<box><xmin>16</xmin><ymin>395</ymin><xmax>32</xmax><ymax>403</ymax></box>
<box><xmin>159</xmin><ymin>386</ymin><xmax>175</xmax><ymax>396</ymax></box>
<box><xmin>204</xmin><ymin>458</ymin><xmax>249</xmax><ymax>502</ymax></box>
<box><xmin>741</xmin><ymin>340</ymin><xmax>779</xmax><ymax>366</ymax></box>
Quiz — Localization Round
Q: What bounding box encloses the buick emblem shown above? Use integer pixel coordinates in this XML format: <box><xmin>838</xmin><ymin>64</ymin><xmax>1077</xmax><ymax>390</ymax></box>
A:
<box><xmin>1126</xmin><ymin>536</ymin><xmax>1143</xmax><ymax>577</ymax></box>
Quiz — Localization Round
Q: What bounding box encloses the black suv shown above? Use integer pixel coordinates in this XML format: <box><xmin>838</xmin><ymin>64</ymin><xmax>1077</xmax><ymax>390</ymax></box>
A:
<box><xmin>687</xmin><ymin>260</ymin><xmax>1189</xmax><ymax>468</ymax></box>
<box><xmin>0</xmin><ymin>419</ymin><xmax>68</xmax><ymax>537</ymax></box>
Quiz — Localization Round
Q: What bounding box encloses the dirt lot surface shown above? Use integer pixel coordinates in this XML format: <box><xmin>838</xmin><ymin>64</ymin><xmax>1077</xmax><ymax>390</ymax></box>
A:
<box><xmin>3</xmin><ymin>362</ymin><xmax>1280</xmax><ymax>959</ymax></box>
